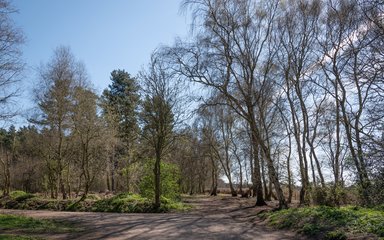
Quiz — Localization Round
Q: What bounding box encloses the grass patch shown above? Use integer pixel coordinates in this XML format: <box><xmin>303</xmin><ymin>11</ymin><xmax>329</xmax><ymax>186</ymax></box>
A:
<box><xmin>0</xmin><ymin>214</ymin><xmax>75</xmax><ymax>233</ymax></box>
<box><xmin>260</xmin><ymin>205</ymin><xmax>384</xmax><ymax>239</ymax></box>
<box><xmin>0</xmin><ymin>235</ymin><xmax>43</xmax><ymax>240</ymax></box>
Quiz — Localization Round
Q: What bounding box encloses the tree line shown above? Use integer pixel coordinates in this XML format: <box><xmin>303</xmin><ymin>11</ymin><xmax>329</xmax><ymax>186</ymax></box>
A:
<box><xmin>0</xmin><ymin>0</ymin><xmax>383</xmax><ymax>209</ymax></box>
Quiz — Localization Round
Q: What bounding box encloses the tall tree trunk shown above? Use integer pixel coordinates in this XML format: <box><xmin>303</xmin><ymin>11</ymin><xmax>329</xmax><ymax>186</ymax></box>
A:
<box><xmin>154</xmin><ymin>151</ymin><xmax>161</xmax><ymax>209</ymax></box>
<box><xmin>250</xmin><ymin>130</ymin><xmax>266</xmax><ymax>206</ymax></box>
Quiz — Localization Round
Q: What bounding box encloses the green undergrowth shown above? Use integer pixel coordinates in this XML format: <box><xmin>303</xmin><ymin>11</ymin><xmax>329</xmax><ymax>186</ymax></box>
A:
<box><xmin>1</xmin><ymin>191</ymin><xmax>190</xmax><ymax>213</ymax></box>
<box><xmin>259</xmin><ymin>205</ymin><xmax>384</xmax><ymax>239</ymax></box>
<box><xmin>91</xmin><ymin>193</ymin><xmax>190</xmax><ymax>213</ymax></box>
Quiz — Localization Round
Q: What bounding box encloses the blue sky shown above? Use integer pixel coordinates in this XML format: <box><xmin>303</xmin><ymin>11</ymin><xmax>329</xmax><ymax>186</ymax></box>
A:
<box><xmin>13</xmin><ymin>0</ymin><xmax>190</xmax><ymax>94</ymax></box>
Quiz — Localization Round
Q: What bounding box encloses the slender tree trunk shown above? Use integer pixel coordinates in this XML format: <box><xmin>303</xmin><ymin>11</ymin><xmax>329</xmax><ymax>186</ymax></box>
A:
<box><xmin>287</xmin><ymin>132</ymin><xmax>293</xmax><ymax>204</ymax></box>
<box><xmin>309</xmin><ymin>153</ymin><xmax>317</xmax><ymax>187</ymax></box>
<box><xmin>210</xmin><ymin>155</ymin><xmax>217</xmax><ymax>196</ymax></box>
<box><xmin>333</xmin><ymin>82</ymin><xmax>341</xmax><ymax>205</ymax></box>
<box><xmin>106</xmin><ymin>171</ymin><xmax>110</xmax><ymax>192</ymax></box>
<box><xmin>261</xmin><ymin>156</ymin><xmax>270</xmax><ymax>201</ymax></box>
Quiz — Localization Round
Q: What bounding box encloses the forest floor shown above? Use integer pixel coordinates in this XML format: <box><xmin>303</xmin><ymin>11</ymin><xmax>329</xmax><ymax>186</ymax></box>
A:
<box><xmin>0</xmin><ymin>195</ymin><xmax>305</xmax><ymax>240</ymax></box>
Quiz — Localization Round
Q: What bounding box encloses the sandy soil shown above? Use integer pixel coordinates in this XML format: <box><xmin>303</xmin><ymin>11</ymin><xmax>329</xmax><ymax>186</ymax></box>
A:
<box><xmin>0</xmin><ymin>195</ymin><xmax>306</xmax><ymax>240</ymax></box>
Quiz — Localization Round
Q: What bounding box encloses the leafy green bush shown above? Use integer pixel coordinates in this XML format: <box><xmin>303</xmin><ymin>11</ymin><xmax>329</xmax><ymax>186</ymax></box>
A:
<box><xmin>139</xmin><ymin>159</ymin><xmax>181</xmax><ymax>201</ymax></box>
<box><xmin>9</xmin><ymin>191</ymin><xmax>27</xmax><ymax>199</ymax></box>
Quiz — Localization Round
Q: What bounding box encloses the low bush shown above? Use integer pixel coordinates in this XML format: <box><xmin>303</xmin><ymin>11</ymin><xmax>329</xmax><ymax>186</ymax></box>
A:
<box><xmin>9</xmin><ymin>191</ymin><xmax>35</xmax><ymax>202</ymax></box>
<box><xmin>92</xmin><ymin>193</ymin><xmax>153</xmax><ymax>213</ymax></box>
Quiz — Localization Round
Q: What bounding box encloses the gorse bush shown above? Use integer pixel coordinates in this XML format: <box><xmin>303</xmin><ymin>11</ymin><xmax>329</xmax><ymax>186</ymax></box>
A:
<box><xmin>139</xmin><ymin>159</ymin><xmax>181</xmax><ymax>201</ymax></box>
<box><xmin>312</xmin><ymin>185</ymin><xmax>348</xmax><ymax>206</ymax></box>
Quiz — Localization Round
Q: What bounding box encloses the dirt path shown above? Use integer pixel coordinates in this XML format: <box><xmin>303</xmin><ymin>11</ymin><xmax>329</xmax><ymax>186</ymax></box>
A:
<box><xmin>0</xmin><ymin>196</ymin><xmax>305</xmax><ymax>240</ymax></box>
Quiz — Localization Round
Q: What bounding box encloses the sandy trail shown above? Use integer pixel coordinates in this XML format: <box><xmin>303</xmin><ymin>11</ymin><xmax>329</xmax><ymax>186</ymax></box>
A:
<box><xmin>0</xmin><ymin>195</ymin><xmax>305</xmax><ymax>240</ymax></box>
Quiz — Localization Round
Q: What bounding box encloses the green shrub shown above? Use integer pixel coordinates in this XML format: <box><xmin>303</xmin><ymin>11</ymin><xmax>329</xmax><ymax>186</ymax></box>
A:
<box><xmin>9</xmin><ymin>191</ymin><xmax>27</xmax><ymax>199</ymax></box>
<box><xmin>301</xmin><ymin>223</ymin><xmax>321</xmax><ymax>236</ymax></box>
<box><xmin>8</xmin><ymin>191</ymin><xmax>35</xmax><ymax>202</ymax></box>
<box><xmin>139</xmin><ymin>159</ymin><xmax>181</xmax><ymax>201</ymax></box>
<box><xmin>313</xmin><ymin>187</ymin><xmax>328</xmax><ymax>205</ymax></box>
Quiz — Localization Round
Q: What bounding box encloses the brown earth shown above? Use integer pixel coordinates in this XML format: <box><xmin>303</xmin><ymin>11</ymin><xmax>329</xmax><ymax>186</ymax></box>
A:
<box><xmin>0</xmin><ymin>195</ymin><xmax>306</xmax><ymax>240</ymax></box>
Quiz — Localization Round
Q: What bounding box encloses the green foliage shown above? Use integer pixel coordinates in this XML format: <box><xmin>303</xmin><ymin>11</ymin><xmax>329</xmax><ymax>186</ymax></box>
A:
<box><xmin>101</xmin><ymin>69</ymin><xmax>140</xmax><ymax>142</ymax></box>
<box><xmin>92</xmin><ymin>193</ymin><xmax>153</xmax><ymax>213</ymax></box>
<box><xmin>9</xmin><ymin>191</ymin><xmax>28</xmax><ymax>199</ymax></box>
<box><xmin>262</xmin><ymin>206</ymin><xmax>384</xmax><ymax>239</ymax></box>
<box><xmin>139</xmin><ymin>159</ymin><xmax>181</xmax><ymax>201</ymax></box>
